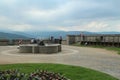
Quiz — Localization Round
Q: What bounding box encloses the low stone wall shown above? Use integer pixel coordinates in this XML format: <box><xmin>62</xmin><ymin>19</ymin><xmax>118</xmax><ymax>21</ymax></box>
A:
<box><xmin>0</xmin><ymin>39</ymin><xmax>66</xmax><ymax>45</ymax></box>
<box><xmin>62</xmin><ymin>40</ymin><xmax>67</xmax><ymax>45</ymax></box>
<box><xmin>0</xmin><ymin>40</ymin><xmax>9</xmax><ymax>45</ymax></box>
<box><xmin>39</xmin><ymin>46</ymin><xmax>58</xmax><ymax>53</ymax></box>
<box><xmin>19</xmin><ymin>45</ymin><xmax>32</xmax><ymax>53</ymax></box>
<box><xmin>13</xmin><ymin>39</ymin><xmax>31</xmax><ymax>45</ymax></box>
<box><xmin>19</xmin><ymin>44</ymin><xmax>61</xmax><ymax>54</ymax></box>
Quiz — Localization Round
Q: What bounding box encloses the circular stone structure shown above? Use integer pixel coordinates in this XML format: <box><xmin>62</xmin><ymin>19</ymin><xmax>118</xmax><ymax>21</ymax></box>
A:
<box><xmin>19</xmin><ymin>44</ymin><xmax>61</xmax><ymax>54</ymax></box>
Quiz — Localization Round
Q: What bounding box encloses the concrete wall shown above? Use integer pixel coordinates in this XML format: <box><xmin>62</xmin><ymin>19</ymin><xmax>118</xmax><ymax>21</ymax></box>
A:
<box><xmin>104</xmin><ymin>36</ymin><xmax>109</xmax><ymax>42</ymax></box>
<box><xmin>0</xmin><ymin>39</ymin><xmax>66</xmax><ymax>45</ymax></box>
<box><xmin>75</xmin><ymin>35</ymin><xmax>81</xmax><ymax>42</ymax></box>
<box><xmin>12</xmin><ymin>39</ymin><xmax>31</xmax><ymax>45</ymax></box>
<box><xmin>66</xmin><ymin>35</ymin><xmax>76</xmax><ymax>45</ymax></box>
<box><xmin>19</xmin><ymin>46</ymin><xmax>32</xmax><ymax>53</ymax></box>
<box><xmin>114</xmin><ymin>36</ymin><xmax>119</xmax><ymax>42</ymax></box>
<box><xmin>0</xmin><ymin>39</ymin><xmax>9</xmax><ymax>45</ymax></box>
<box><xmin>66</xmin><ymin>34</ymin><xmax>120</xmax><ymax>46</ymax></box>
<box><xmin>19</xmin><ymin>44</ymin><xmax>61</xmax><ymax>54</ymax></box>
<box><xmin>119</xmin><ymin>37</ymin><xmax>120</xmax><ymax>42</ymax></box>
<box><xmin>39</xmin><ymin>46</ymin><xmax>58</xmax><ymax>53</ymax></box>
<box><xmin>62</xmin><ymin>40</ymin><xmax>67</xmax><ymax>45</ymax></box>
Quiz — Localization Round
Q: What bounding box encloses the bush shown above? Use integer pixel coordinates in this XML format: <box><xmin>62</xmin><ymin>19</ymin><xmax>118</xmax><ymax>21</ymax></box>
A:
<box><xmin>0</xmin><ymin>69</ymin><xmax>69</xmax><ymax>80</ymax></box>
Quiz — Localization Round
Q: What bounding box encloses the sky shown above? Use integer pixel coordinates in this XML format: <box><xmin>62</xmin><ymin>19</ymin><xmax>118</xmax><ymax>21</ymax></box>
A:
<box><xmin>0</xmin><ymin>0</ymin><xmax>120</xmax><ymax>32</ymax></box>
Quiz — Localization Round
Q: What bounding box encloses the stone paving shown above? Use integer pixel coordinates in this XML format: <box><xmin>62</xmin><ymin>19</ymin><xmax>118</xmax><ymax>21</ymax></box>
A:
<box><xmin>0</xmin><ymin>45</ymin><xmax>120</xmax><ymax>79</ymax></box>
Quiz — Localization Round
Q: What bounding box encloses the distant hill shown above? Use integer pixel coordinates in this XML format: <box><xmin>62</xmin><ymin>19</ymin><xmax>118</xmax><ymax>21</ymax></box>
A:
<box><xmin>22</xmin><ymin>31</ymin><xmax>95</xmax><ymax>40</ymax></box>
<box><xmin>5</xmin><ymin>31</ymin><xmax>93</xmax><ymax>40</ymax></box>
<box><xmin>0</xmin><ymin>32</ymin><xmax>30</xmax><ymax>39</ymax></box>
<box><xmin>1</xmin><ymin>31</ymin><xmax>120</xmax><ymax>40</ymax></box>
<box><xmin>97</xmin><ymin>32</ymin><xmax>120</xmax><ymax>34</ymax></box>
<box><xmin>27</xmin><ymin>31</ymin><xmax>120</xmax><ymax>39</ymax></box>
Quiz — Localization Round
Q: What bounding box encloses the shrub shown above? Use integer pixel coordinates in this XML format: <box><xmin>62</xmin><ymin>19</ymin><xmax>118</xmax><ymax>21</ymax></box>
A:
<box><xmin>0</xmin><ymin>69</ymin><xmax>69</xmax><ymax>80</ymax></box>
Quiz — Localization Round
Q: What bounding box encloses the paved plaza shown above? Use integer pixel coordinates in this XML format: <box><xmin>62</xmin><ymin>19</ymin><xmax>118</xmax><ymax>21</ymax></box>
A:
<box><xmin>0</xmin><ymin>45</ymin><xmax>120</xmax><ymax>79</ymax></box>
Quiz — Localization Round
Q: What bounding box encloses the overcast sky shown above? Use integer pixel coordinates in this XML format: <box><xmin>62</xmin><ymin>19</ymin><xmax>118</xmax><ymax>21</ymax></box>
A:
<box><xmin>0</xmin><ymin>0</ymin><xmax>120</xmax><ymax>32</ymax></box>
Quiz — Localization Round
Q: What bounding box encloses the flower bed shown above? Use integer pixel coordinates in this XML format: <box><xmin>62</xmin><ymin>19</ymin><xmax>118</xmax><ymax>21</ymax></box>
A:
<box><xmin>0</xmin><ymin>69</ymin><xmax>69</xmax><ymax>80</ymax></box>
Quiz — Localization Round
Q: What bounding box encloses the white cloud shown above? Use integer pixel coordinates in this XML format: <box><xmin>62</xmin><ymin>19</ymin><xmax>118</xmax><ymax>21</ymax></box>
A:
<box><xmin>55</xmin><ymin>21</ymin><xmax>109</xmax><ymax>32</ymax></box>
<box><xmin>23</xmin><ymin>1</ymin><xmax>73</xmax><ymax>20</ymax></box>
<box><xmin>87</xmin><ymin>21</ymin><xmax>108</xmax><ymax>29</ymax></box>
<box><xmin>0</xmin><ymin>0</ymin><xmax>17</xmax><ymax>5</ymax></box>
<box><xmin>0</xmin><ymin>23</ymin><xmax>32</xmax><ymax>32</ymax></box>
<box><xmin>0</xmin><ymin>16</ymin><xmax>32</xmax><ymax>31</ymax></box>
<box><xmin>111</xmin><ymin>25</ymin><xmax>120</xmax><ymax>32</ymax></box>
<box><xmin>0</xmin><ymin>16</ymin><xmax>9</xmax><ymax>22</ymax></box>
<box><xmin>0</xmin><ymin>0</ymin><xmax>120</xmax><ymax>32</ymax></box>
<box><xmin>24</xmin><ymin>8</ymin><xmax>57</xmax><ymax>20</ymax></box>
<box><xmin>8</xmin><ymin>24</ymin><xmax>32</xmax><ymax>31</ymax></box>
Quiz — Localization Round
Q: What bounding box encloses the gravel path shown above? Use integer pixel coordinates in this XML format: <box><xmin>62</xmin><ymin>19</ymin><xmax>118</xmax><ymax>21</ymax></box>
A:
<box><xmin>0</xmin><ymin>45</ymin><xmax>120</xmax><ymax>79</ymax></box>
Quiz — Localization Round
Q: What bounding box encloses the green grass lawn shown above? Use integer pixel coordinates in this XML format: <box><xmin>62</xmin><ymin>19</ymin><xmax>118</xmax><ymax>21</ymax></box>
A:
<box><xmin>0</xmin><ymin>63</ymin><xmax>119</xmax><ymax>80</ymax></box>
<box><xmin>72</xmin><ymin>43</ymin><xmax>120</xmax><ymax>55</ymax></box>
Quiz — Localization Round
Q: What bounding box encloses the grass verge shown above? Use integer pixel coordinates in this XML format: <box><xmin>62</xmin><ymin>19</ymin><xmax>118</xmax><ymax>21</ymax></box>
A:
<box><xmin>0</xmin><ymin>63</ymin><xmax>119</xmax><ymax>80</ymax></box>
<box><xmin>72</xmin><ymin>43</ymin><xmax>120</xmax><ymax>55</ymax></box>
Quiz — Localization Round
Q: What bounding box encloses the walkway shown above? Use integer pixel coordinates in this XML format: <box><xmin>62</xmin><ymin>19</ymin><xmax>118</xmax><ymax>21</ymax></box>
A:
<box><xmin>0</xmin><ymin>45</ymin><xmax>120</xmax><ymax>79</ymax></box>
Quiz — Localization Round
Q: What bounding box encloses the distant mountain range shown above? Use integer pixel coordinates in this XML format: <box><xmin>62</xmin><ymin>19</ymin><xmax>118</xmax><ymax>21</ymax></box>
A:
<box><xmin>0</xmin><ymin>31</ymin><xmax>120</xmax><ymax>40</ymax></box>
<box><xmin>97</xmin><ymin>32</ymin><xmax>120</xmax><ymax>34</ymax></box>
<box><xmin>15</xmin><ymin>31</ymin><xmax>95</xmax><ymax>40</ymax></box>
<box><xmin>0</xmin><ymin>32</ymin><xmax>29</xmax><ymax>39</ymax></box>
<box><xmin>24</xmin><ymin>31</ymin><xmax>120</xmax><ymax>39</ymax></box>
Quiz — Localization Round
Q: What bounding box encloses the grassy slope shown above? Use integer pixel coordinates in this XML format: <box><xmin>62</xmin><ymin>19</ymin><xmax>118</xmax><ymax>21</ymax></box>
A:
<box><xmin>72</xmin><ymin>43</ymin><xmax>120</xmax><ymax>55</ymax></box>
<box><xmin>0</xmin><ymin>63</ymin><xmax>118</xmax><ymax>80</ymax></box>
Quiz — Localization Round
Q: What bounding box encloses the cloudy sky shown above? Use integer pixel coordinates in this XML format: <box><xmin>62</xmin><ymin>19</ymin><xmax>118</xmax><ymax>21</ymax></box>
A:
<box><xmin>0</xmin><ymin>0</ymin><xmax>120</xmax><ymax>32</ymax></box>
